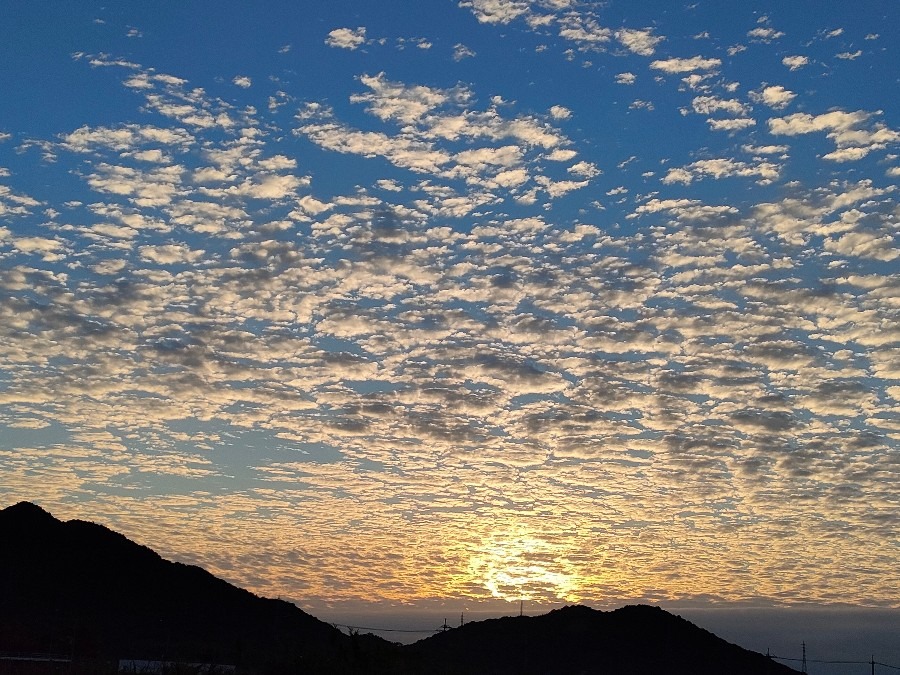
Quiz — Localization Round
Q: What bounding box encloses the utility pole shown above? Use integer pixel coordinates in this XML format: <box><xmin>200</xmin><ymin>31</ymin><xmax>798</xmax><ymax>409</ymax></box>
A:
<box><xmin>801</xmin><ymin>641</ymin><xmax>807</xmax><ymax>674</ymax></box>
<box><xmin>519</xmin><ymin>600</ymin><xmax>523</xmax><ymax>617</ymax></box>
<box><xmin>872</xmin><ymin>655</ymin><xmax>875</xmax><ymax>675</ymax></box>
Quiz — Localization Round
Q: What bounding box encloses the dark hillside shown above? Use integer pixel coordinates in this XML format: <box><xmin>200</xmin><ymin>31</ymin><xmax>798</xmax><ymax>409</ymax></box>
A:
<box><xmin>0</xmin><ymin>502</ymin><xmax>383</xmax><ymax>673</ymax></box>
<box><xmin>398</xmin><ymin>603</ymin><xmax>800</xmax><ymax>674</ymax></box>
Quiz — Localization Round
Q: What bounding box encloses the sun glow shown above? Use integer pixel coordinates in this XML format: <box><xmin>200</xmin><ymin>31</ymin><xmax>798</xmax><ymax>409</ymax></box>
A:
<box><xmin>465</xmin><ymin>531</ymin><xmax>583</xmax><ymax>602</ymax></box>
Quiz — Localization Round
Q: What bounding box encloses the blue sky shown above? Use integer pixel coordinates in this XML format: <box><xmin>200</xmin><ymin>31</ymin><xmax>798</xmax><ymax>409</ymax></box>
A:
<box><xmin>1</xmin><ymin>0</ymin><xmax>899</xmax><ymax>663</ymax></box>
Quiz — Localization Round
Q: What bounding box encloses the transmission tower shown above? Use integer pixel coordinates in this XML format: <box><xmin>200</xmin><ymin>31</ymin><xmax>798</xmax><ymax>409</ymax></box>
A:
<box><xmin>801</xmin><ymin>641</ymin><xmax>807</xmax><ymax>674</ymax></box>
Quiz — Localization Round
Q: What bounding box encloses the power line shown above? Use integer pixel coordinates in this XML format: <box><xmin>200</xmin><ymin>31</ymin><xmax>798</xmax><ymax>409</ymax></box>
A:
<box><xmin>771</xmin><ymin>655</ymin><xmax>900</xmax><ymax>670</ymax></box>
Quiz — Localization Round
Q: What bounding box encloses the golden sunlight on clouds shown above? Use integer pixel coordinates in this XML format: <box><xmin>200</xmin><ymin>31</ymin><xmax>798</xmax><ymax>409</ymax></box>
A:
<box><xmin>460</xmin><ymin>528</ymin><xmax>582</xmax><ymax>602</ymax></box>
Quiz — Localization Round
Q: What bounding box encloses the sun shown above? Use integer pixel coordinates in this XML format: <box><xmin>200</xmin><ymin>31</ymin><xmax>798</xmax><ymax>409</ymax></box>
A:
<box><xmin>464</xmin><ymin>531</ymin><xmax>582</xmax><ymax>603</ymax></box>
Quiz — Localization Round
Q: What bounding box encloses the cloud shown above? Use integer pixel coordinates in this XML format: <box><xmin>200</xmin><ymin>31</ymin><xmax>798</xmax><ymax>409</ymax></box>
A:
<box><xmin>567</xmin><ymin>161</ymin><xmax>600</xmax><ymax>178</ymax></box>
<box><xmin>747</xmin><ymin>27</ymin><xmax>784</xmax><ymax>42</ymax></box>
<box><xmin>706</xmin><ymin>118</ymin><xmax>755</xmax><ymax>131</ymax></box>
<box><xmin>139</xmin><ymin>243</ymin><xmax>206</xmax><ymax>264</ymax></box>
<box><xmin>325</xmin><ymin>27</ymin><xmax>367</xmax><ymax>50</ymax></box>
<box><xmin>742</xmin><ymin>144</ymin><xmax>788</xmax><ymax>155</ymax></box>
<box><xmin>452</xmin><ymin>43</ymin><xmax>476</xmax><ymax>61</ymax></box>
<box><xmin>824</xmin><ymin>231</ymin><xmax>899</xmax><ymax>261</ymax></box>
<box><xmin>615</xmin><ymin>28</ymin><xmax>663</xmax><ymax>56</ymax></box>
<box><xmin>662</xmin><ymin>158</ymin><xmax>780</xmax><ymax>185</ymax></box>
<box><xmin>296</xmin><ymin>73</ymin><xmax>587</xmax><ymax>205</ymax></box>
<box><xmin>459</xmin><ymin>0</ymin><xmax>531</xmax><ymax>24</ymax></box>
<box><xmin>232</xmin><ymin>76</ymin><xmax>252</xmax><ymax>88</ymax></box>
<box><xmin>750</xmin><ymin>85</ymin><xmax>796</xmax><ymax>110</ymax></box>
<box><xmin>4</xmin><ymin>7</ymin><xmax>900</xmax><ymax>615</ymax></box>
<box><xmin>650</xmin><ymin>56</ymin><xmax>721</xmax><ymax>73</ymax></box>
<box><xmin>0</xmin><ymin>184</ymin><xmax>41</xmax><ymax>216</ymax></box>
<box><xmin>691</xmin><ymin>96</ymin><xmax>749</xmax><ymax>116</ymax></box>
<box><xmin>782</xmin><ymin>55</ymin><xmax>809</xmax><ymax>70</ymax></box>
<box><xmin>615</xmin><ymin>72</ymin><xmax>636</xmax><ymax>85</ymax></box>
<box><xmin>769</xmin><ymin>110</ymin><xmax>899</xmax><ymax>161</ymax></box>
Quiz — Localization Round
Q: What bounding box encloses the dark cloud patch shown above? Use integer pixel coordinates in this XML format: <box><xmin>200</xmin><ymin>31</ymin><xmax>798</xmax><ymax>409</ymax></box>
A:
<box><xmin>731</xmin><ymin>409</ymin><xmax>796</xmax><ymax>432</ymax></box>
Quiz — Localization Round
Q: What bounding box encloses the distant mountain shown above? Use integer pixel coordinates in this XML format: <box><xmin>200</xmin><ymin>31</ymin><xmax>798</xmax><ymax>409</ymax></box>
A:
<box><xmin>1</xmin><ymin>502</ymin><xmax>799</xmax><ymax>674</ymax></box>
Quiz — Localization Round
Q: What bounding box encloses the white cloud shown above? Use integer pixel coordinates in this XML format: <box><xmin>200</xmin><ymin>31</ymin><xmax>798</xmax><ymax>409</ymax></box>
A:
<box><xmin>824</xmin><ymin>231</ymin><xmax>899</xmax><ymax>261</ymax></box>
<box><xmin>742</xmin><ymin>144</ymin><xmax>788</xmax><ymax>155</ymax></box>
<box><xmin>707</xmin><ymin>118</ymin><xmax>756</xmax><ymax>131</ymax></box>
<box><xmin>750</xmin><ymin>85</ymin><xmax>796</xmax><ymax>110</ymax></box>
<box><xmin>350</xmin><ymin>72</ymin><xmax>465</xmax><ymax>124</ymax></box>
<box><xmin>557</xmin><ymin>14</ymin><xmax>612</xmax><ymax>46</ymax></box>
<box><xmin>0</xmin><ymin>184</ymin><xmax>41</xmax><ymax>216</ymax></box>
<box><xmin>650</xmin><ymin>56</ymin><xmax>721</xmax><ymax>73</ymax></box>
<box><xmin>691</xmin><ymin>96</ymin><xmax>749</xmax><ymax>116</ymax></box>
<box><xmin>615</xmin><ymin>28</ymin><xmax>663</xmax><ymax>56</ymax></box>
<box><xmin>325</xmin><ymin>27</ymin><xmax>367</xmax><ymax>50</ymax></box>
<box><xmin>139</xmin><ymin>243</ymin><xmax>206</xmax><ymax>264</ymax></box>
<box><xmin>567</xmin><ymin>160</ymin><xmax>600</xmax><ymax>178</ymax></box>
<box><xmin>232</xmin><ymin>76</ymin><xmax>252</xmax><ymax>88</ymax></box>
<box><xmin>453</xmin><ymin>43</ymin><xmax>476</xmax><ymax>61</ymax></box>
<box><xmin>836</xmin><ymin>50</ymin><xmax>862</xmax><ymax>60</ymax></box>
<box><xmin>769</xmin><ymin>110</ymin><xmax>899</xmax><ymax>161</ymax></box>
<box><xmin>782</xmin><ymin>55</ymin><xmax>809</xmax><ymax>70</ymax></box>
<box><xmin>662</xmin><ymin>158</ymin><xmax>780</xmax><ymax>185</ymax></box>
<box><xmin>12</xmin><ymin>236</ymin><xmax>64</xmax><ymax>256</ymax></box>
<box><xmin>747</xmin><ymin>27</ymin><xmax>784</xmax><ymax>42</ymax></box>
<box><xmin>459</xmin><ymin>0</ymin><xmax>531</xmax><ymax>24</ymax></box>
<box><xmin>549</xmin><ymin>105</ymin><xmax>571</xmax><ymax>120</ymax></box>
<box><xmin>546</xmin><ymin>148</ymin><xmax>577</xmax><ymax>161</ymax></box>
<box><xmin>615</xmin><ymin>72</ymin><xmax>636</xmax><ymax>85</ymax></box>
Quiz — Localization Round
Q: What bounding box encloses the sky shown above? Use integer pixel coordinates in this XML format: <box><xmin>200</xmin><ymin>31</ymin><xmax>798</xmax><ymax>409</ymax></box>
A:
<box><xmin>1</xmin><ymin>0</ymin><xmax>899</xmax><ymax>665</ymax></box>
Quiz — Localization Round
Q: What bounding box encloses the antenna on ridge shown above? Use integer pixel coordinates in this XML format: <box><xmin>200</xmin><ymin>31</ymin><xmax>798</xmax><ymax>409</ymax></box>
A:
<box><xmin>801</xmin><ymin>641</ymin><xmax>807</xmax><ymax>674</ymax></box>
<box><xmin>519</xmin><ymin>600</ymin><xmax>523</xmax><ymax>617</ymax></box>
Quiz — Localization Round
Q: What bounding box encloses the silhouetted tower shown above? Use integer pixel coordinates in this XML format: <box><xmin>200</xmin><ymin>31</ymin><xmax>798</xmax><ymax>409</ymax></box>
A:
<box><xmin>459</xmin><ymin>613</ymin><xmax>464</xmax><ymax>627</ymax></box>
<box><xmin>519</xmin><ymin>600</ymin><xmax>523</xmax><ymax>617</ymax></box>
<box><xmin>801</xmin><ymin>641</ymin><xmax>807</xmax><ymax>674</ymax></box>
<box><xmin>441</xmin><ymin>618</ymin><xmax>450</xmax><ymax>632</ymax></box>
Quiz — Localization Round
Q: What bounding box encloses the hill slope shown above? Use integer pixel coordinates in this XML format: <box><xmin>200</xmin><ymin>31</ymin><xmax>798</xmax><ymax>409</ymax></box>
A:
<box><xmin>0</xmin><ymin>501</ymin><xmax>378</xmax><ymax>673</ymax></box>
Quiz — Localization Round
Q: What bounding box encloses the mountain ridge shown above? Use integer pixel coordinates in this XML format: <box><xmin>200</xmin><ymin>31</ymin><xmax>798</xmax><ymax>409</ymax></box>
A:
<box><xmin>1</xmin><ymin>501</ymin><xmax>799</xmax><ymax>674</ymax></box>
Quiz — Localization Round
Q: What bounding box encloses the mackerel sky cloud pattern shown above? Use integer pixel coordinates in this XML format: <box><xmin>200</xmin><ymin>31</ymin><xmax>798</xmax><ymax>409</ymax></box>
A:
<box><xmin>0</xmin><ymin>0</ymin><xmax>897</xmax><ymax>614</ymax></box>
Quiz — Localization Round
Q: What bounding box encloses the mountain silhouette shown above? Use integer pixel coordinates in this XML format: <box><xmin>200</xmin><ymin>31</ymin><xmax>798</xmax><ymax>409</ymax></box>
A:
<box><xmin>0</xmin><ymin>501</ymin><xmax>379</xmax><ymax>673</ymax></box>
<box><xmin>401</xmin><ymin>604</ymin><xmax>799</xmax><ymax>674</ymax></box>
<box><xmin>1</xmin><ymin>502</ymin><xmax>799</xmax><ymax>674</ymax></box>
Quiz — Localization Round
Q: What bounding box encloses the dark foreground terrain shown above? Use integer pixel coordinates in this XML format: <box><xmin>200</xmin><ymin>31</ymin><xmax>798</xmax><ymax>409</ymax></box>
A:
<box><xmin>1</xmin><ymin>502</ymin><xmax>798</xmax><ymax>674</ymax></box>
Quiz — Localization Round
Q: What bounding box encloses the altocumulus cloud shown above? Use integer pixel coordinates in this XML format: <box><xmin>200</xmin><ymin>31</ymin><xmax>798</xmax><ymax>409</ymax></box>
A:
<box><xmin>0</xmin><ymin>0</ymin><xmax>898</xmax><ymax>614</ymax></box>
